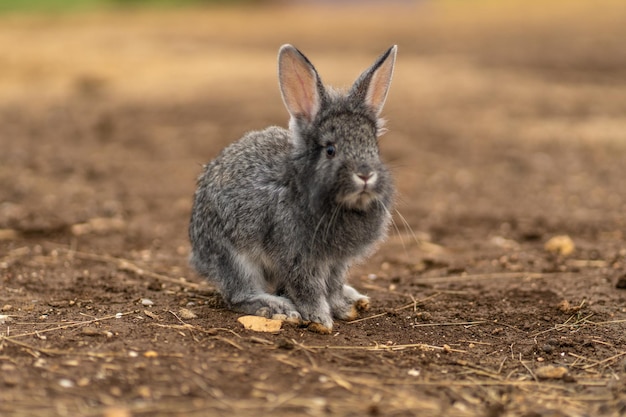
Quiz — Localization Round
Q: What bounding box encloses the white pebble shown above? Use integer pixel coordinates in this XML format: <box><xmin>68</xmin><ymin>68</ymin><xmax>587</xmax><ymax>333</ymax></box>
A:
<box><xmin>115</xmin><ymin>312</ymin><xmax>123</xmax><ymax>319</ymax></box>
<box><xmin>58</xmin><ymin>379</ymin><xmax>74</xmax><ymax>388</ymax></box>
<box><xmin>141</xmin><ymin>298</ymin><xmax>154</xmax><ymax>306</ymax></box>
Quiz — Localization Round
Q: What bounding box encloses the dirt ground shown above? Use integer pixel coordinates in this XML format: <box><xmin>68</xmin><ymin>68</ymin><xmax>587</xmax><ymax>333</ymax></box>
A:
<box><xmin>2</xmin><ymin>2</ymin><xmax>626</xmax><ymax>416</ymax></box>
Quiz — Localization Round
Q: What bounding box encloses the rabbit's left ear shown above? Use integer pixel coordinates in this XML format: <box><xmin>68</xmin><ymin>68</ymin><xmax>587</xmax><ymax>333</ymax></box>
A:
<box><xmin>350</xmin><ymin>45</ymin><xmax>397</xmax><ymax>116</ymax></box>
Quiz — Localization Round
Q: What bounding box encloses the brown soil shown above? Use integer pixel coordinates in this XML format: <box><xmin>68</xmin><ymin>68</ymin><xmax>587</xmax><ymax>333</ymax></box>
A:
<box><xmin>2</xmin><ymin>3</ymin><xmax>626</xmax><ymax>416</ymax></box>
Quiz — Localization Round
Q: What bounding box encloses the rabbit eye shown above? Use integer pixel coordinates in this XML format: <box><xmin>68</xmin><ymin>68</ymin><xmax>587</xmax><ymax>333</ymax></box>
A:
<box><xmin>325</xmin><ymin>144</ymin><xmax>336</xmax><ymax>159</ymax></box>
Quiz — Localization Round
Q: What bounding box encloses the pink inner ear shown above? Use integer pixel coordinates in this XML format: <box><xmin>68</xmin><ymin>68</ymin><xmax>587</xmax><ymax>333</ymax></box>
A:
<box><xmin>280</xmin><ymin>50</ymin><xmax>320</xmax><ymax>122</ymax></box>
<box><xmin>366</xmin><ymin>53</ymin><xmax>395</xmax><ymax>115</ymax></box>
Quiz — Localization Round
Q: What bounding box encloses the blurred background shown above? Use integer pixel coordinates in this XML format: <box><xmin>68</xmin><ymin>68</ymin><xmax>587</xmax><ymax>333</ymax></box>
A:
<box><xmin>1</xmin><ymin>0</ymin><xmax>626</xmax><ymax>254</ymax></box>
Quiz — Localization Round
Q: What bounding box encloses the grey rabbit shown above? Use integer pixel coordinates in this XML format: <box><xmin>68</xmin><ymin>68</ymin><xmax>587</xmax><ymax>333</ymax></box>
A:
<box><xmin>189</xmin><ymin>44</ymin><xmax>397</xmax><ymax>334</ymax></box>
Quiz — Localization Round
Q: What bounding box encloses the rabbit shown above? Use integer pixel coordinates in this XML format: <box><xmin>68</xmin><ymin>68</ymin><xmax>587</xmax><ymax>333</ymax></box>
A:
<box><xmin>189</xmin><ymin>44</ymin><xmax>397</xmax><ymax>334</ymax></box>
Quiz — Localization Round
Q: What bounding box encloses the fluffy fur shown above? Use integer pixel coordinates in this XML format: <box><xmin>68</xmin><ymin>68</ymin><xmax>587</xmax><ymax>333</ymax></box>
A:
<box><xmin>189</xmin><ymin>44</ymin><xmax>397</xmax><ymax>333</ymax></box>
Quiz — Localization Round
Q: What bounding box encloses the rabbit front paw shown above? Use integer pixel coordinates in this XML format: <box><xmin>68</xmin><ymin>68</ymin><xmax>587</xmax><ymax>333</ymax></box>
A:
<box><xmin>233</xmin><ymin>294</ymin><xmax>302</xmax><ymax>323</ymax></box>
<box><xmin>307</xmin><ymin>321</ymin><xmax>333</xmax><ymax>335</ymax></box>
<box><xmin>299</xmin><ymin>304</ymin><xmax>333</xmax><ymax>334</ymax></box>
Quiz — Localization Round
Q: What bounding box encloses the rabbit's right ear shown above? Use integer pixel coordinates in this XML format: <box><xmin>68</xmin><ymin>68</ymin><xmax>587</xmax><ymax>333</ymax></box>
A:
<box><xmin>278</xmin><ymin>45</ymin><xmax>324</xmax><ymax>125</ymax></box>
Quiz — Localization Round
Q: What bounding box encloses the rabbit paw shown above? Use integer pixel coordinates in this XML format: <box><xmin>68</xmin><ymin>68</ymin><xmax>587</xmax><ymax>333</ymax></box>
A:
<box><xmin>255</xmin><ymin>306</ymin><xmax>302</xmax><ymax>323</ymax></box>
<box><xmin>307</xmin><ymin>321</ymin><xmax>333</xmax><ymax>335</ymax></box>
<box><xmin>354</xmin><ymin>297</ymin><xmax>370</xmax><ymax>312</ymax></box>
<box><xmin>233</xmin><ymin>294</ymin><xmax>302</xmax><ymax>323</ymax></box>
<box><xmin>268</xmin><ymin>312</ymin><xmax>302</xmax><ymax>324</ymax></box>
<box><xmin>298</xmin><ymin>303</ymin><xmax>333</xmax><ymax>334</ymax></box>
<box><xmin>333</xmin><ymin>299</ymin><xmax>369</xmax><ymax>321</ymax></box>
<box><xmin>331</xmin><ymin>285</ymin><xmax>370</xmax><ymax>321</ymax></box>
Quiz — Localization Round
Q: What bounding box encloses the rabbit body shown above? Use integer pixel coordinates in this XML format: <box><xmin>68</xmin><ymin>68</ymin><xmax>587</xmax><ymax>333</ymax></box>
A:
<box><xmin>189</xmin><ymin>45</ymin><xmax>397</xmax><ymax>333</ymax></box>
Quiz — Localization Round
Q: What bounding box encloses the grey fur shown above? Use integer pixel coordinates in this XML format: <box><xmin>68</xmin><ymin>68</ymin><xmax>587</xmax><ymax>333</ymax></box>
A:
<box><xmin>189</xmin><ymin>45</ymin><xmax>397</xmax><ymax>331</ymax></box>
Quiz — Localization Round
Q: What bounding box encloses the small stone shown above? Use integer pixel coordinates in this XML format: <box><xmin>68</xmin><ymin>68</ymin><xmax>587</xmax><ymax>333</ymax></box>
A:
<box><xmin>0</xmin><ymin>315</ymin><xmax>11</xmax><ymax>324</ymax></box>
<box><xmin>413</xmin><ymin>312</ymin><xmax>432</xmax><ymax>321</ymax></box>
<box><xmin>141</xmin><ymin>298</ymin><xmax>154</xmax><ymax>306</ymax></box>
<box><xmin>1</xmin><ymin>305</ymin><xmax>13</xmax><ymax>312</ymax></box>
<box><xmin>178</xmin><ymin>308</ymin><xmax>197</xmax><ymax>320</ymax></box>
<box><xmin>535</xmin><ymin>365</ymin><xmax>569</xmax><ymax>380</ymax></box>
<box><xmin>81</xmin><ymin>327</ymin><xmax>102</xmax><ymax>336</ymax></box>
<box><xmin>557</xmin><ymin>300</ymin><xmax>581</xmax><ymax>313</ymax></box>
<box><xmin>58</xmin><ymin>378</ymin><xmax>75</xmax><ymax>388</ymax></box>
<box><xmin>544</xmin><ymin>235</ymin><xmax>575</xmax><ymax>256</ymax></box>
<box><xmin>407</xmin><ymin>369</ymin><xmax>420</xmax><ymax>377</ymax></box>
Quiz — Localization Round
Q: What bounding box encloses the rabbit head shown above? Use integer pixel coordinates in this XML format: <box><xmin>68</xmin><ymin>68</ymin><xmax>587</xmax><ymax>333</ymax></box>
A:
<box><xmin>278</xmin><ymin>45</ymin><xmax>397</xmax><ymax>212</ymax></box>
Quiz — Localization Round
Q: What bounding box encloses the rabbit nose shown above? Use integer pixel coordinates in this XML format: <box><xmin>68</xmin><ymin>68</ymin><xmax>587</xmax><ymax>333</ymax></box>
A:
<box><xmin>354</xmin><ymin>170</ymin><xmax>378</xmax><ymax>187</ymax></box>
<box><xmin>357</xmin><ymin>172</ymin><xmax>374</xmax><ymax>182</ymax></box>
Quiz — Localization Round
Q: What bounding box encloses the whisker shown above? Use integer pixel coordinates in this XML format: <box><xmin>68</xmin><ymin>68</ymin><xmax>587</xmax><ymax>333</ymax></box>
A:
<box><xmin>323</xmin><ymin>203</ymin><xmax>342</xmax><ymax>245</ymax></box>
<box><xmin>377</xmin><ymin>199</ymin><xmax>406</xmax><ymax>254</ymax></box>
<box><xmin>394</xmin><ymin>208</ymin><xmax>422</xmax><ymax>246</ymax></box>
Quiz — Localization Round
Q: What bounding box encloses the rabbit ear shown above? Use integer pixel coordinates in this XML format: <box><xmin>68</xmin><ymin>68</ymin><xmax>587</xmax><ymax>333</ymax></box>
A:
<box><xmin>278</xmin><ymin>44</ymin><xmax>325</xmax><ymax>124</ymax></box>
<box><xmin>350</xmin><ymin>45</ymin><xmax>397</xmax><ymax>116</ymax></box>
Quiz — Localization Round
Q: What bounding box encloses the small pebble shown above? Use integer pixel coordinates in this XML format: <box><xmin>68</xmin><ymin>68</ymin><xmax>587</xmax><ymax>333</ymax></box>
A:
<box><xmin>58</xmin><ymin>379</ymin><xmax>75</xmax><ymax>388</ymax></box>
<box><xmin>535</xmin><ymin>365</ymin><xmax>569</xmax><ymax>380</ymax></box>
<box><xmin>141</xmin><ymin>298</ymin><xmax>154</xmax><ymax>306</ymax></box>
<box><xmin>178</xmin><ymin>308</ymin><xmax>197</xmax><ymax>320</ymax></box>
<box><xmin>143</xmin><ymin>350</ymin><xmax>158</xmax><ymax>358</ymax></box>
<box><xmin>544</xmin><ymin>235</ymin><xmax>575</xmax><ymax>256</ymax></box>
<box><xmin>81</xmin><ymin>327</ymin><xmax>102</xmax><ymax>336</ymax></box>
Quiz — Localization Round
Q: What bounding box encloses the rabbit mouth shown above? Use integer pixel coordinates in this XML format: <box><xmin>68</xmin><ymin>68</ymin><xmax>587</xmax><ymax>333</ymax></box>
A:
<box><xmin>337</xmin><ymin>171</ymin><xmax>381</xmax><ymax>210</ymax></box>
<box><xmin>339</xmin><ymin>188</ymin><xmax>378</xmax><ymax>211</ymax></box>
